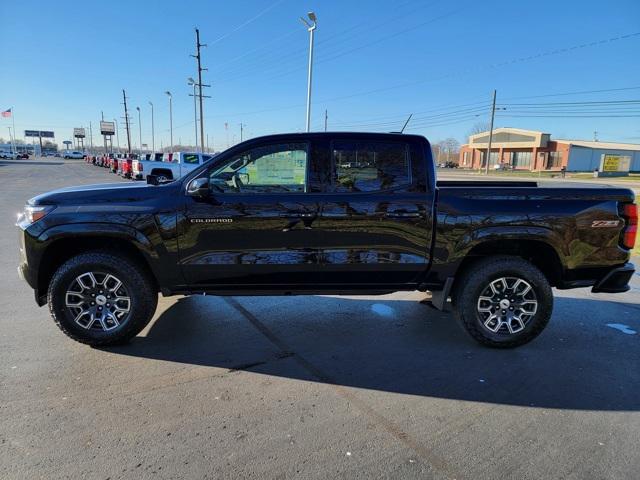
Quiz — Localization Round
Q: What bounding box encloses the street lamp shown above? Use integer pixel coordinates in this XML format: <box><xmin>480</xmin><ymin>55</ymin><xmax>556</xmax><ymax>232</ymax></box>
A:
<box><xmin>136</xmin><ymin>106</ymin><xmax>142</xmax><ymax>153</ymax></box>
<box><xmin>188</xmin><ymin>77</ymin><xmax>198</xmax><ymax>151</ymax></box>
<box><xmin>148</xmin><ymin>101</ymin><xmax>155</xmax><ymax>153</ymax></box>
<box><xmin>165</xmin><ymin>91</ymin><xmax>173</xmax><ymax>152</ymax></box>
<box><xmin>114</xmin><ymin>119</ymin><xmax>120</xmax><ymax>152</ymax></box>
<box><xmin>300</xmin><ymin>11</ymin><xmax>317</xmax><ymax>132</ymax></box>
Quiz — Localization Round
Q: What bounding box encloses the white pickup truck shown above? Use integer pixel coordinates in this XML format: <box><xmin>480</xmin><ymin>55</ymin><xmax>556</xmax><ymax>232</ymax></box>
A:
<box><xmin>132</xmin><ymin>152</ymin><xmax>214</xmax><ymax>181</ymax></box>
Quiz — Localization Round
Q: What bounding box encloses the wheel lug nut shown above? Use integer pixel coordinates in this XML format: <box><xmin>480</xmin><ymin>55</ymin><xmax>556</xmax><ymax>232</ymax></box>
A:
<box><xmin>91</xmin><ymin>302</ymin><xmax>95</xmax><ymax>305</ymax></box>
<box><xmin>91</xmin><ymin>294</ymin><xmax>95</xmax><ymax>297</ymax></box>
<box><xmin>502</xmin><ymin>310</ymin><xmax>506</xmax><ymax>314</ymax></box>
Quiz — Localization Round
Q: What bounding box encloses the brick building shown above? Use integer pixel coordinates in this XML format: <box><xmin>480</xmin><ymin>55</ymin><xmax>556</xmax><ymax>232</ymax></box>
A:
<box><xmin>458</xmin><ymin>127</ymin><xmax>640</xmax><ymax>172</ymax></box>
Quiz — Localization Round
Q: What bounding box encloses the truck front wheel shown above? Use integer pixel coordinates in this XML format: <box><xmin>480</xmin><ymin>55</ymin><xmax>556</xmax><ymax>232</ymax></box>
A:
<box><xmin>452</xmin><ymin>256</ymin><xmax>553</xmax><ymax>348</ymax></box>
<box><xmin>47</xmin><ymin>251</ymin><xmax>158</xmax><ymax>346</ymax></box>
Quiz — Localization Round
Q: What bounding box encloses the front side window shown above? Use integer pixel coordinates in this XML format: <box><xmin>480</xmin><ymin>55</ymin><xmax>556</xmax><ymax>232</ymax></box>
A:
<box><xmin>209</xmin><ymin>143</ymin><xmax>308</xmax><ymax>193</ymax></box>
<box><xmin>332</xmin><ymin>141</ymin><xmax>410</xmax><ymax>192</ymax></box>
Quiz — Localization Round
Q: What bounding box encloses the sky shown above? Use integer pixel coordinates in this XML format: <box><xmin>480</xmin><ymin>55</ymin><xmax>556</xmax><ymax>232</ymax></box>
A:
<box><xmin>1</xmin><ymin>0</ymin><xmax>640</xmax><ymax>151</ymax></box>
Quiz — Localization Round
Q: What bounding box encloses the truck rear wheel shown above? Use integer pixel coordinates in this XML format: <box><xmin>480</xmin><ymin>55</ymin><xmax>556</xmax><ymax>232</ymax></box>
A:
<box><xmin>452</xmin><ymin>256</ymin><xmax>553</xmax><ymax>348</ymax></box>
<box><xmin>47</xmin><ymin>251</ymin><xmax>157</xmax><ymax>346</ymax></box>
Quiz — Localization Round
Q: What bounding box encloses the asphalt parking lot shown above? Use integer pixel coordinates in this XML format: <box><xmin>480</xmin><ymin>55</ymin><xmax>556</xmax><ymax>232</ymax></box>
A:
<box><xmin>1</xmin><ymin>158</ymin><xmax>639</xmax><ymax>479</ymax></box>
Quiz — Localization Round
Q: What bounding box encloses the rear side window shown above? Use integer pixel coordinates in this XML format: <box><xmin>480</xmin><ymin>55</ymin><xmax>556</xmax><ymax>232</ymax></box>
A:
<box><xmin>332</xmin><ymin>141</ymin><xmax>410</xmax><ymax>192</ymax></box>
<box><xmin>183</xmin><ymin>154</ymin><xmax>199</xmax><ymax>164</ymax></box>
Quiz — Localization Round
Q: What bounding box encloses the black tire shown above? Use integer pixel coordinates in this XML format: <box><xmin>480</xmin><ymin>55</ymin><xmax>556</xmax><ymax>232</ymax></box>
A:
<box><xmin>151</xmin><ymin>169</ymin><xmax>173</xmax><ymax>182</ymax></box>
<box><xmin>452</xmin><ymin>256</ymin><xmax>553</xmax><ymax>348</ymax></box>
<box><xmin>47</xmin><ymin>251</ymin><xmax>157</xmax><ymax>346</ymax></box>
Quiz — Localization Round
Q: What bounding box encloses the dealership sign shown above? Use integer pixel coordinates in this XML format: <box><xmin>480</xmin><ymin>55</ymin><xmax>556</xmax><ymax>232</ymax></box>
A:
<box><xmin>25</xmin><ymin>130</ymin><xmax>55</xmax><ymax>138</ymax></box>
<box><xmin>73</xmin><ymin>128</ymin><xmax>86</xmax><ymax>138</ymax></box>
<box><xmin>601</xmin><ymin>154</ymin><xmax>631</xmax><ymax>172</ymax></box>
<box><xmin>100</xmin><ymin>121</ymin><xmax>115</xmax><ymax>136</ymax></box>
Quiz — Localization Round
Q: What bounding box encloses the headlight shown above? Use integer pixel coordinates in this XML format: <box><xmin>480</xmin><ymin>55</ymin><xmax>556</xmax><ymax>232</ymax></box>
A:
<box><xmin>20</xmin><ymin>205</ymin><xmax>55</xmax><ymax>225</ymax></box>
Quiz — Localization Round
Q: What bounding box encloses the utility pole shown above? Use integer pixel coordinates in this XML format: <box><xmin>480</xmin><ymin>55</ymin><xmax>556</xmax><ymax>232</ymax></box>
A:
<box><xmin>240</xmin><ymin>123</ymin><xmax>244</xmax><ymax>142</ymax></box>
<box><xmin>324</xmin><ymin>109</ymin><xmax>328</xmax><ymax>132</ymax></box>
<box><xmin>206</xmin><ymin>133</ymin><xmax>209</xmax><ymax>153</ymax></box>
<box><xmin>149</xmin><ymin>101</ymin><xmax>155</xmax><ymax>152</ymax></box>
<box><xmin>122</xmin><ymin>89</ymin><xmax>132</xmax><ymax>155</ymax></box>
<box><xmin>192</xmin><ymin>28</ymin><xmax>210</xmax><ymax>154</ymax></box>
<box><xmin>484</xmin><ymin>89</ymin><xmax>497</xmax><ymax>175</ymax></box>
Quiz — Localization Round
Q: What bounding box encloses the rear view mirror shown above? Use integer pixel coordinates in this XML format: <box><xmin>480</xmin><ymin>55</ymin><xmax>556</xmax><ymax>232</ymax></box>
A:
<box><xmin>187</xmin><ymin>177</ymin><xmax>210</xmax><ymax>198</ymax></box>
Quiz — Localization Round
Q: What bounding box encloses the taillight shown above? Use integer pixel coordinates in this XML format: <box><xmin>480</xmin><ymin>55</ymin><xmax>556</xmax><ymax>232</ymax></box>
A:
<box><xmin>621</xmin><ymin>203</ymin><xmax>638</xmax><ymax>250</ymax></box>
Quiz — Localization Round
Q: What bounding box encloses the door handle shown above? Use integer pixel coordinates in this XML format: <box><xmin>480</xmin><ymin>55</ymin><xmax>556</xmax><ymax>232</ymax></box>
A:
<box><xmin>385</xmin><ymin>211</ymin><xmax>421</xmax><ymax>218</ymax></box>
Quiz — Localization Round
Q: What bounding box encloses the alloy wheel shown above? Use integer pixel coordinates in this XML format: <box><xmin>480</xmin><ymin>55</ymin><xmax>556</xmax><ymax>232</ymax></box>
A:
<box><xmin>476</xmin><ymin>277</ymin><xmax>538</xmax><ymax>335</ymax></box>
<box><xmin>64</xmin><ymin>272</ymin><xmax>131</xmax><ymax>331</ymax></box>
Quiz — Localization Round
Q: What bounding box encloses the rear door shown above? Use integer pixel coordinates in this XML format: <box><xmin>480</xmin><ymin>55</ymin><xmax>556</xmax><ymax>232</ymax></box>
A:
<box><xmin>315</xmin><ymin>136</ymin><xmax>434</xmax><ymax>286</ymax></box>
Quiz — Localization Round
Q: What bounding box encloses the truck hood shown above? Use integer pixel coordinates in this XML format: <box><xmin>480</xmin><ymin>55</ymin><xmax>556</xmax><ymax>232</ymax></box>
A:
<box><xmin>28</xmin><ymin>182</ymin><xmax>177</xmax><ymax>206</ymax></box>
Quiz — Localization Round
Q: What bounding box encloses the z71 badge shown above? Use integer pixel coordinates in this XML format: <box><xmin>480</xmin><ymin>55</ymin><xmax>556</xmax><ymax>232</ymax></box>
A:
<box><xmin>591</xmin><ymin>220</ymin><xmax>620</xmax><ymax>228</ymax></box>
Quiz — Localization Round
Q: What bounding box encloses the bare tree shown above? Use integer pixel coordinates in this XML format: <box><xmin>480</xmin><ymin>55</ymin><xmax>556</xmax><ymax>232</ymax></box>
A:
<box><xmin>434</xmin><ymin>138</ymin><xmax>461</xmax><ymax>164</ymax></box>
<box><xmin>467</xmin><ymin>122</ymin><xmax>490</xmax><ymax>136</ymax></box>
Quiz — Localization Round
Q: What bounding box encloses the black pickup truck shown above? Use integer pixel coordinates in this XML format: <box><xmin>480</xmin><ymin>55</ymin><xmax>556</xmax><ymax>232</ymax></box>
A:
<box><xmin>17</xmin><ymin>132</ymin><xmax>637</xmax><ymax>348</ymax></box>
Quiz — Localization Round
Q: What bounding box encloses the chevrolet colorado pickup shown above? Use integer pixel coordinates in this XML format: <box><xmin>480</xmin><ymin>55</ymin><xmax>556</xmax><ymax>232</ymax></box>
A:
<box><xmin>17</xmin><ymin>132</ymin><xmax>637</xmax><ymax>348</ymax></box>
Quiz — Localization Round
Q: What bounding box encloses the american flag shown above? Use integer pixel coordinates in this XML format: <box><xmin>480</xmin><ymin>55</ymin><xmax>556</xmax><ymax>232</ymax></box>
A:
<box><xmin>1</xmin><ymin>108</ymin><xmax>11</xmax><ymax>118</ymax></box>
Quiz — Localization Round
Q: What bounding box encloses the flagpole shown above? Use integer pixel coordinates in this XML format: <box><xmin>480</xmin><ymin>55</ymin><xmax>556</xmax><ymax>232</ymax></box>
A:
<box><xmin>12</xmin><ymin>107</ymin><xmax>17</xmax><ymax>155</ymax></box>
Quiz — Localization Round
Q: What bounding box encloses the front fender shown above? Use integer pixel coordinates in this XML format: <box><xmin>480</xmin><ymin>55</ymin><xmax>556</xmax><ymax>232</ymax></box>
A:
<box><xmin>33</xmin><ymin>222</ymin><xmax>183</xmax><ymax>295</ymax></box>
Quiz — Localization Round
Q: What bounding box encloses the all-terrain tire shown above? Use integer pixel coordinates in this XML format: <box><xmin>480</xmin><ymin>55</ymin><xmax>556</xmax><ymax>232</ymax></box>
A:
<box><xmin>452</xmin><ymin>256</ymin><xmax>553</xmax><ymax>348</ymax></box>
<box><xmin>48</xmin><ymin>251</ymin><xmax>157</xmax><ymax>346</ymax></box>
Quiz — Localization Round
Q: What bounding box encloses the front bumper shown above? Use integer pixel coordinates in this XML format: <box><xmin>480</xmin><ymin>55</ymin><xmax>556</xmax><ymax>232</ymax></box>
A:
<box><xmin>592</xmin><ymin>262</ymin><xmax>635</xmax><ymax>293</ymax></box>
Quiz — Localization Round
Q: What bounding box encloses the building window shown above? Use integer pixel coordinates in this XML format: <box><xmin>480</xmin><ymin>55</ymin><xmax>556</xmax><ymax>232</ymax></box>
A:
<box><xmin>512</xmin><ymin>151</ymin><xmax>532</xmax><ymax>168</ymax></box>
<box><xmin>548</xmin><ymin>151</ymin><xmax>562</xmax><ymax>168</ymax></box>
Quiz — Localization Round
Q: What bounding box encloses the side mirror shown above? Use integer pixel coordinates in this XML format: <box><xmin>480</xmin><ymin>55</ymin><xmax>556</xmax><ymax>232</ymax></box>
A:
<box><xmin>187</xmin><ymin>177</ymin><xmax>210</xmax><ymax>198</ymax></box>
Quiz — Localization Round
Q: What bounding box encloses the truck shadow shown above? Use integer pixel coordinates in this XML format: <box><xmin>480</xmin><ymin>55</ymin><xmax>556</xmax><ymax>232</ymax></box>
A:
<box><xmin>104</xmin><ymin>294</ymin><xmax>640</xmax><ymax>411</ymax></box>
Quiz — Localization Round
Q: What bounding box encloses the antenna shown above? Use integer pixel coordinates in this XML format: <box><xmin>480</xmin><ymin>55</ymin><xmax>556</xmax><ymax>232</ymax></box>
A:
<box><xmin>399</xmin><ymin>113</ymin><xmax>413</xmax><ymax>133</ymax></box>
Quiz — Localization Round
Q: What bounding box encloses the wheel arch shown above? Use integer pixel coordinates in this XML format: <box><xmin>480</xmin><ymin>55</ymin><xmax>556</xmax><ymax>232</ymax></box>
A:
<box><xmin>456</xmin><ymin>238</ymin><xmax>563</xmax><ymax>287</ymax></box>
<box><xmin>36</xmin><ymin>224</ymin><xmax>160</xmax><ymax>304</ymax></box>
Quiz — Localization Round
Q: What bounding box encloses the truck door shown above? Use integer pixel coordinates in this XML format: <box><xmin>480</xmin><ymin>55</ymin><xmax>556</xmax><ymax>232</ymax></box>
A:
<box><xmin>315</xmin><ymin>137</ymin><xmax>434</xmax><ymax>286</ymax></box>
<box><xmin>178</xmin><ymin>138</ymin><xmax>326</xmax><ymax>287</ymax></box>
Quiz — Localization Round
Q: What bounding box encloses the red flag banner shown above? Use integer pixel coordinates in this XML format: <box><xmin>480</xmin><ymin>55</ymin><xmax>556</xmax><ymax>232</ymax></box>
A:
<box><xmin>1</xmin><ymin>108</ymin><xmax>11</xmax><ymax>118</ymax></box>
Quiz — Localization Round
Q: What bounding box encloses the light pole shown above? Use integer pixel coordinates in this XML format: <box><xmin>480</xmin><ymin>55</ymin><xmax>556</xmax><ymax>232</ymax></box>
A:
<box><xmin>7</xmin><ymin>127</ymin><xmax>13</xmax><ymax>154</ymax></box>
<box><xmin>136</xmin><ymin>106</ymin><xmax>142</xmax><ymax>153</ymax></box>
<box><xmin>148</xmin><ymin>101</ymin><xmax>155</xmax><ymax>153</ymax></box>
<box><xmin>188</xmin><ymin>77</ymin><xmax>198</xmax><ymax>151</ymax></box>
<box><xmin>300</xmin><ymin>11</ymin><xmax>317</xmax><ymax>132</ymax></box>
<box><xmin>165</xmin><ymin>91</ymin><xmax>173</xmax><ymax>152</ymax></box>
<box><xmin>114</xmin><ymin>119</ymin><xmax>120</xmax><ymax>152</ymax></box>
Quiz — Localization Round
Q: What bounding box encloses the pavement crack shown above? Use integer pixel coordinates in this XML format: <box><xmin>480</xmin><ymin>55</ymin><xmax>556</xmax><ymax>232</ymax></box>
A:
<box><xmin>223</xmin><ymin>296</ymin><xmax>462</xmax><ymax>479</ymax></box>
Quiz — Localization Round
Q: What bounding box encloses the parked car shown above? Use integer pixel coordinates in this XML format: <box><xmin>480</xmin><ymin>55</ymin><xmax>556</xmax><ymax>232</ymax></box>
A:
<box><xmin>143</xmin><ymin>152</ymin><xmax>214</xmax><ymax>182</ymax></box>
<box><xmin>0</xmin><ymin>150</ymin><xmax>17</xmax><ymax>159</ymax></box>
<box><xmin>17</xmin><ymin>132</ymin><xmax>637</xmax><ymax>348</ymax></box>
<box><xmin>63</xmin><ymin>151</ymin><xmax>85</xmax><ymax>159</ymax></box>
<box><xmin>131</xmin><ymin>152</ymin><xmax>165</xmax><ymax>180</ymax></box>
<box><xmin>16</xmin><ymin>153</ymin><xmax>30</xmax><ymax>159</ymax></box>
<box><xmin>117</xmin><ymin>153</ymin><xmax>138</xmax><ymax>178</ymax></box>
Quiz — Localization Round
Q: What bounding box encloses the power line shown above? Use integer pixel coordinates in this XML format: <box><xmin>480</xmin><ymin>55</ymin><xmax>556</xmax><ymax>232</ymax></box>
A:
<box><xmin>208</xmin><ymin>0</ymin><xmax>288</xmax><ymax>47</ymax></box>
